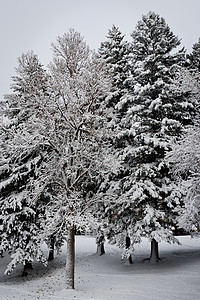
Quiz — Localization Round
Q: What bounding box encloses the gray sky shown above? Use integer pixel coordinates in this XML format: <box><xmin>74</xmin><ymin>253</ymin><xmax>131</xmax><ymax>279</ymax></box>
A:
<box><xmin>1</xmin><ymin>0</ymin><xmax>200</xmax><ymax>100</ymax></box>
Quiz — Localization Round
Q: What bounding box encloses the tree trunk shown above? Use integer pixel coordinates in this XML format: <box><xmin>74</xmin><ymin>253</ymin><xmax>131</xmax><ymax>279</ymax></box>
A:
<box><xmin>126</xmin><ymin>236</ymin><xmax>133</xmax><ymax>264</ymax></box>
<box><xmin>149</xmin><ymin>239</ymin><xmax>160</xmax><ymax>263</ymax></box>
<box><xmin>22</xmin><ymin>261</ymin><xmax>33</xmax><ymax>276</ymax></box>
<box><xmin>96</xmin><ymin>236</ymin><xmax>105</xmax><ymax>256</ymax></box>
<box><xmin>66</xmin><ymin>226</ymin><xmax>75</xmax><ymax>289</ymax></box>
<box><xmin>48</xmin><ymin>236</ymin><xmax>55</xmax><ymax>261</ymax></box>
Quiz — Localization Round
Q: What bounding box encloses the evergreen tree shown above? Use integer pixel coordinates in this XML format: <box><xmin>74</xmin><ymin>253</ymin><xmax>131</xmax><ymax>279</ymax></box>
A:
<box><xmin>99</xmin><ymin>25</ymin><xmax>130</xmax><ymax>107</ymax></box>
<box><xmin>101</xmin><ymin>12</ymin><xmax>196</xmax><ymax>262</ymax></box>
<box><xmin>98</xmin><ymin>26</ymin><xmax>134</xmax><ymax>262</ymax></box>
<box><xmin>0</xmin><ymin>51</ymin><xmax>50</xmax><ymax>275</ymax></box>
<box><xmin>187</xmin><ymin>38</ymin><xmax>200</xmax><ymax>71</ymax></box>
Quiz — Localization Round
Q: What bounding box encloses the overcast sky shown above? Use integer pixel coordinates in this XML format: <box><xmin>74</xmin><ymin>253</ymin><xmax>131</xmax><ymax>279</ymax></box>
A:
<box><xmin>1</xmin><ymin>0</ymin><xmax>200</xmax><ymax>100</ymax></box>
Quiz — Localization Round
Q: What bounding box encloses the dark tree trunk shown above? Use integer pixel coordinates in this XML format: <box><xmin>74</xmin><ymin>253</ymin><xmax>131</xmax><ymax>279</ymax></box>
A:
<box><xmin>66</xmin><ymin>226</ymin><xmax>75</xmax><ymax>289</ymax></box>
<box><xmin>48</xmin><ymin>236</ymin><xmax>55</xmax><ymax>261</ymax></box>
<box><xmin>96</xmin><ymin>236</ymin><xmax>105</xmax><ymax>256</ymax></box>
<box><xmin>22</xmin><ymin>261</ymin><xmax>33</xmax><ymax>276</ymax></box>
<box><xmin>126</xmin><ymin>236</ymin><xmax>133</xmax><ymax>264</ymax></box>
<box><xmin>149</xmin><ymin>239</ymin><xmax>160</xmax><ymax>263</ymax></box>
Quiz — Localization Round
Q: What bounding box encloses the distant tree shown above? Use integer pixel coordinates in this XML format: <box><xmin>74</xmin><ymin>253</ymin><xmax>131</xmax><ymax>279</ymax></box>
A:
<box><xmin>187</xmin><ymin>38</ymin><xmax>200</xmax><ymax>71</ymax></box>
<box><xmin>168</xmin><ymin>122</ymin><xmax>200</xmax><ymax>234</ymax></box>
<box><xmin>167</xmin><ymin>63</ymin><xmax>200</xmax><ymax>236</ymax></box>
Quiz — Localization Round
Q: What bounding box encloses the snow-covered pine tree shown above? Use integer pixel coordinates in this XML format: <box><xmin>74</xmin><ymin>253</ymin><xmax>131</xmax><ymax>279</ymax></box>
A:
<box><xmin>0</xmin><ymin>51</ymin><xmax>50</xmax><ymax>275</ymax></box>
<box><xmin>187</xmin><ymin>38</ymin><xmax>200</xmax><ymax>71</ymax></box>
<box><xmin>99</xmin><ymin>25</ymin><xmax>130</xmax><ymax>108</ymax></box>
<box><xmin>101</xmin><ymin>11</ymin><xmax>196</xmax><ymax>262</ymax></box>
<box><xmin>97</xmin><ymin>25</ymin><xmax>134</xmax><ymax>260</ymax></box>
<box><xmin>98</xmin><ymin>25</ymin><xmax>139</xmax><ymax>263</ymax></box>
<box><xmin>125</xmin><ymin>11</ymin><xmax>198</xmax><ymax>260</ymax></box>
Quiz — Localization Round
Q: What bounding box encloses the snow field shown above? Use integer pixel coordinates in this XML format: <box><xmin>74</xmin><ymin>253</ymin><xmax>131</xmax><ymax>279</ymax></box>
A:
<box><xmin>0</xmin><ymin>235</ymin><xmax>200</xmax><ymax>300</ymax></box>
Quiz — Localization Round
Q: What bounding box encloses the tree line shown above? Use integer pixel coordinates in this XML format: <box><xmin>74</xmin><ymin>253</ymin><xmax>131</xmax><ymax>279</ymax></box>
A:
<box><xmin>0</xmin><ymin>11</ymin><xmax>199</xmax><ymax>289</ymax></box>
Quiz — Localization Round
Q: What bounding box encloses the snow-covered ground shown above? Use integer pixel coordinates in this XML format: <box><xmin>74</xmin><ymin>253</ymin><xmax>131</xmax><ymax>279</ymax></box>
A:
<box><xmin>0</xmin><ymin>236</ymin><xmax>200</xmax><ymax>300</ymax></box>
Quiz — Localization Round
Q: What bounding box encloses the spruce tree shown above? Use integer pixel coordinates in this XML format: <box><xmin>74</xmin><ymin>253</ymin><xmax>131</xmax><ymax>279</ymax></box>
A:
<box><xmin>187</xmin><ymin>38</ymin><xmax>200</xmax><ymax>71</ymax></box>
<box><xmin>99</xmin><ymin>25</ymin><xmax>130</xmax><ymax>107</ymax></box>
<box><xmin>101</xmin><ymin>12</ymin><xmax>196</xmax><ymax>262</ymax></box>
<box><xmin>125</xmin><ymin>11</ymin><xmax>197</xmax><ymax>260</ymax></box>
<box><xmin>98</xmin><ymin>26</ymin><xmax>135</xmax><ymax>262</ymax></box>
<box><xmin>0</xmin><ymin>51</ymin><xmax>49</xmax><ymax>274</ymax></box>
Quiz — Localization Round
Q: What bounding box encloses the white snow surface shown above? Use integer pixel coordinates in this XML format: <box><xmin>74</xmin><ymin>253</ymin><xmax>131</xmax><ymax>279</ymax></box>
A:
<box><xmin>0</xmin><ymin>235</ymin><xmax>200</xmax><ymax>300</ymax></box>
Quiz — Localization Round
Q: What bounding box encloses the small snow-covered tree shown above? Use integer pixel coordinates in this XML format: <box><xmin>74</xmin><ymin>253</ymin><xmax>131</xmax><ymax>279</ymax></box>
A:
<box><xmin>167</xmin><ymin>59</ymin><xmax>200</xmax><ymax>236</ymax></box>
<box><xmin>187</xmin><ymin>38</ymin><xmax>200</xmax><ymax>71</ymax></box>
<box><xmin>168</xmin><ymin>123</ymin><xmax>200</xmax><ymax>235</ymax></box>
